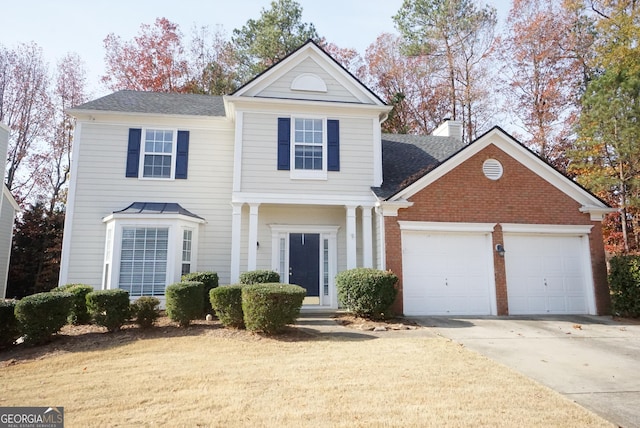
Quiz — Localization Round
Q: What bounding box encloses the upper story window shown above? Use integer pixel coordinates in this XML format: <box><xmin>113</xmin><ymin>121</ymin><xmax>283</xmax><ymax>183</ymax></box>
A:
<box><xmin>277</xmin><ymin>117</ymin><xmax>340</xmax><ymax>179</ymax></box>
<box><xmin>126</xmin><ymin>128</ymin><xmax>190</xmax><ymax>180</ymax></box>
<box><xmin>143</xmin><ymin>129</ymin><xmax>175</xmax><ymax>178</ymax></box>
<box><xmin>294</xmin><ymin>118</ymin><xmax>324</xmax><ymax>171</ymax></box>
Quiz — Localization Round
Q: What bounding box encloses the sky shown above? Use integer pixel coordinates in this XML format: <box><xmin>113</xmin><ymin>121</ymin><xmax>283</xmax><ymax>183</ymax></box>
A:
<box><xmin>1</xmin><ymin>0</ymin><xmax>510</xmax><ymax>98</ymax></box>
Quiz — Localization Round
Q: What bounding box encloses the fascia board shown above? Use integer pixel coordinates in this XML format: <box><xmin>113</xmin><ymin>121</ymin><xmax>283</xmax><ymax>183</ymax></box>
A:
<box><xmin>224</xmin><ymin>95</ymin><xmax>392</xmax><ymax>117</ymax></box>
<box><xmin>66</xmin><ymin>108</ymin><xmax>229</xmax><ymax>123</ymax></box>
<box><xmin>234</xmin><ymin>44</ymin><xmax>385</xmax><ymax>106</ymax></box>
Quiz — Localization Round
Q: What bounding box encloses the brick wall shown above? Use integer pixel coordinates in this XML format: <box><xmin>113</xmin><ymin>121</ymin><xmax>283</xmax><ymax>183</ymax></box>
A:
<box><xmin>386</xmin><ymin>144</ymin><xmax>610</xmax><ymax>315</ymax></box>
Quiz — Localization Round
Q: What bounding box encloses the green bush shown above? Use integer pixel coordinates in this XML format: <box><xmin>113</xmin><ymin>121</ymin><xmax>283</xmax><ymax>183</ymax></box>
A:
<box><xmin>86</xmin><ymin>289</ymin><xmax>131</xmax><ymax>332</ymax></box>
<box><xmin>239</xmin><ymin>270</ymin><xmax>280</xmax><ymax>284</ymax></box>
<box><xmin>131</xmin><ymin>296</ymin><xmax>161</xmax><ymax>329</ymax></box>
<box><xmin>242</xmin><ymin>283</ymin><xmax>305</xmax><ymax>334</ymax></box>
<box><xmin>336</xmin><ymin>268</ymin><xmax>398</xmax><ymax>320</ymax></box>
<box><xmin>210</xmin><ymin>285</ymin><xmax>245</xmax><ymax>328</ymax></box>
<box><xmin>609</xmin><ymin>255</ymin><xmax>640</xmax><ymax>317</ymax></box>
<box><xmin>0</xmin><ymin>300</ymin><xmax>21</xmax><ymax>349</ymax></box>
<box><xmin>52</xmin><ymin>284</ymin><xmax>94</xmax><ymax>325</ymax></box>
<box><xmin>182</xmin><ymin>271</ymin><xmax>219</xmax><ymax>314</ymax></box>
<box><xmin>14</xmin><ymin>292</ymin><xmax>73</xmax><ymax>345</ymax></box>
<box><xmin>166</xmin><ymin>281</ymin><xmax>204</xmax><ymax>327</ymax></box>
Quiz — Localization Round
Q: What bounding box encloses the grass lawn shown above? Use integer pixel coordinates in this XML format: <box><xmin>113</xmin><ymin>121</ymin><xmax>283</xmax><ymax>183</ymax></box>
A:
<box><xmin>0</xmin><ymin>318</ymin><xmax>613</xmax><ymax>427</ymax></box>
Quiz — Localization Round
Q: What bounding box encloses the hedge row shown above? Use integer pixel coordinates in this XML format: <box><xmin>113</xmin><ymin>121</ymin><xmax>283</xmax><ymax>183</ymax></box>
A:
<box><xmin>609</xmin><ymin>255</ymin><xmax>640</xmax><ymax>317</ymax></box>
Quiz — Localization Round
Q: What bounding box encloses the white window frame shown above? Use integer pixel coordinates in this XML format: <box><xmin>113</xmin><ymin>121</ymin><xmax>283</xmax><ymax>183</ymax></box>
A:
<box><xmin>181</xmin><ymin>228</ymin><xmax>194</xmax><ymax>276</ymax></box>
<box><xmin>290</xmin><ymin>116</ymin><xmax>327</xmax><ymax>180</ymax></box>
<box><xmin>139</xmin><ymin>128</ymin><xmax>177</xmax><ymax>180</ymax></box>
<box><xmin>102</xmin><ymin>214</ymin><xmax>203</xmax><ymax>301</ymax></box>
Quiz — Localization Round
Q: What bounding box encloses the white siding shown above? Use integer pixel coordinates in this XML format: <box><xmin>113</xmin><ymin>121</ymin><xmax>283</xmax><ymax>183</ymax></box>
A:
<box><xmin>257</xmin><ymin>57</ymin><xmax>364</xmax><ymax>104</ymax></box>
<box><xmin>63</xmin><ymin>118</ymin><xmax>236</xmax><ymax>287</ymax></box>
<box><xmin>240</xmin><ymin>112</ymin><xmax>376</xmax><ymax>195</ymax></box>
<box><xmin>0</xmin><ymin>191</ymin><xmax>16</xmax><ymax>298</ymax></box>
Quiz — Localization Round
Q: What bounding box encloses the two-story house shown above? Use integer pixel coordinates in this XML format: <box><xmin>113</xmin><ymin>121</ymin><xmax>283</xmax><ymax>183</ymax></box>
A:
<box><xmin>60</xmin><ymin>40</ymin><xmax>612</xmax><ymax>316</ymax></box>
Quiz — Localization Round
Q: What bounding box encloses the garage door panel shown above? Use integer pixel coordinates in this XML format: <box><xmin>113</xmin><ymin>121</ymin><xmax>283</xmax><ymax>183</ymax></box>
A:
<box><xmin>402</xmin><ymin>231</ymin><xmax>494</xmax><ymax>316</ymax></box>
<box><xmin>505</xmin><ymin>234</ymin><xmax>590</xmax><ymax>315</ymax></box>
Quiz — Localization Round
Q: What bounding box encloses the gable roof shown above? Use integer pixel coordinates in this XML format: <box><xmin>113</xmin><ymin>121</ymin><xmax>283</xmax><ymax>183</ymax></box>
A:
<box><xmin>378</xmin><ymin>126</ymin><xmax>611</xmax><ymax>214</ymax></box>
<box><xmin>232</xmin><ymin>39</ymin><xmax>386</xmax><ymax>106</ymax></box>
<box><xmin>69</xmin><ymin>90</ymin><xmax>226</xmax><ymax>117</ymax></box>
<box><xmin>373</xmin><ymin>134</ymin><xmax>464</xmax><ymax>199</ymax></box>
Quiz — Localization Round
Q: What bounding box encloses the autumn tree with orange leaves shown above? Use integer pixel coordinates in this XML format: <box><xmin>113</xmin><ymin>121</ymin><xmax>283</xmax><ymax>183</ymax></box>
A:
<box><xmin>496</xmin><ymin>0</ymin><xmax>589</xmax><ymax>172</ymax></box>
<box><xmin>102</xmin><ymin>17</ymin><xmax>190</xmax><ymax>92</ymax></box>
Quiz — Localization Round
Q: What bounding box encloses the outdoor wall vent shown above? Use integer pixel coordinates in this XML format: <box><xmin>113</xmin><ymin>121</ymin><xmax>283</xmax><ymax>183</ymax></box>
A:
<box><xmin>482</xmin><ymin>158</ymin><xmax>503</xmax><ymax>180</ymax></box>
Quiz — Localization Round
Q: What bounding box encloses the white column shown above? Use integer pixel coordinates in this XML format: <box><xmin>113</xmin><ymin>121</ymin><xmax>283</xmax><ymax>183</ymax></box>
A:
<box><xmin>247</xmin><ymin>203</ymin><xmax>260</xmax><ymax>271</ymax></box>
<box><xmin>361</xmin><ymin>206</ymin><xmax>373</xmax><ymax>268</ymax></box>
<box><xmin>375</xmin><ymin>206</ymin><xmax>386</xmax><ymax>270</ymax></box>
<box><xmin>346</xmin><ymin>205</ymin><xmax>357</xmax><ymax>269</ymax></box>
<box><xmin>230</xmin><ymin>203</ymin><xmax>242</xmax><ymax>283</ymax></box>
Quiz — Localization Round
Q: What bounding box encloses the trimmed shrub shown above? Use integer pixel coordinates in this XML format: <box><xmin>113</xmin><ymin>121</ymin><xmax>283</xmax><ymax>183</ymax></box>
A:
<box><xmin>86</xmin><ymin>289</ymin><xmax>131</xmax><ymax>332</ymax></box>
<box><xmin>14</xmin><ymin>292</ymin><xmax>73</xmax><ymax>345</ymax></box>
<box><xmin>52</xmin><ymin>284</ymin><xmax>94</xmax><ymax>325</ymax></box>
<box><xmin>131</xmin><ymin>296</ymin><xmax>161</xmax><ymax>329</ymax></box>
<box><xmin>239</xmin><ymin>270</ymin><xmax>280</xmax><ymax>284</ymax></box>
<box><xmin>0</xmin><ymin>300</ymin><xmax>21</xmax><ymax>349</ymax></box>
<box><xmin>210</xmin><ymin>285</ymin><xmax>245</xmax><ymax>328</ymax></box>
<box><xmin>182</xmin><ymin>271</ymin><xmax>219</xmax><ymax>314</ymax></box>
<box><xmin>609</xmin><ymin>255</ymin><xmax>640</xmax><ymax>317</ymax></box>
<box><xmin>166</xmin><ymin>281</ymin><xmax>204</xmax><ymax>327</ymax></box>
<box><xmin>242</xmin><ymin>283</ymin><xmax>305</xmax><ymax>334</ymax></box>
<box><xmin>336</xmin><ymin>268</ymin><xmax>398</xmax><ymax>320</ymax></box>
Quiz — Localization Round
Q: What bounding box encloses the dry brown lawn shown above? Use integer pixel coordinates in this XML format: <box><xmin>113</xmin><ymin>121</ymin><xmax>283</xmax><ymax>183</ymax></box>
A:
<box><xmin>0</xmin><ymin>317</ymin><xmax>613</xmax><ymax>427</ymax></box>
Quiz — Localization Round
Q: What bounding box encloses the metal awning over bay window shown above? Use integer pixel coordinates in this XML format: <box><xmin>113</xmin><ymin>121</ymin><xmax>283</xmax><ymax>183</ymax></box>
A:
<box><xmin>102</xmin><ymin>202</ymin><xmax>205</xmax><ymax>298</ymax></box>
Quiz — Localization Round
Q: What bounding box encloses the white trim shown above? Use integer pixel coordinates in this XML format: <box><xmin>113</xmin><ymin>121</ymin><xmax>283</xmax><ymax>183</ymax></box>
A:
<box><xmin>391</xmin><ymin>128</ymin><xmax>609</xmax><ymax>211</ymax></box>
<box><xmin>376</xmin><ymin>200</ymin><xmax>413</xmax><ymax>216</ymax></box>
<box><xmin>399</xmin><ymin>221</ymin><xmax>497</xmax><ymax>233</ymax></box>
<box><xmin>59</xmin><ymin>122</ymin><xmax>82</xmax><ymax>285</ymax></box>
<box><xmin>230</xmin><ymin>203</ymin><xmax>242</xmax><ymax>283</ymax></box>
<box><xmin>2</xmin><ymin>186</ymin><xmax>19</xmax><ymax>211</ymax></box>
<box><xmin>233</xmin><ymin>191</ymin><xmax>376</xmax><ymax>206</ymax></box>
<box><xmin>361</xmin><ymin>206</ymin><xmax>373</xmax><ymax>268</ymax></box>
<box><xmin>138</xmin><ymin>127</ymin><xmax>178</xmax><ymax>180</ymax></box>
<box><xmin>375</xmin><ymin>207</ymin><xmax>386</xmax><ymax>270</ymax></box>
<box><xmin>373</xmin><ymin>118</ymin><xmax>383</xmax><ymax>186</ymax></box>
<box><xmin>102</xmin><ymin>213</ymin><xmax>206</xmax><ymax>224</ymax></box>
<box><xmin>500</xmin><ymin>223</ymin><xmax>593</xmax><ymax>235</ymax></box>
<box><xmin>289</xmin><ymin>116</ymin><xmax>328</xmax><ymax>180</ymax></box>
<box><xmin>579</xmin><ymin>206</ymin><xmax>616</xmax><ymax>221</ymax></box>
<box><xmin>232</xmin><ymin>111</ymin><xmax>243</xmax><ymax>192</ymax></box>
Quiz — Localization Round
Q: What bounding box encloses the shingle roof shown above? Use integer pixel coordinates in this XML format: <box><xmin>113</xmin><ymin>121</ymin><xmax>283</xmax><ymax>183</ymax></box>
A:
<box><xmin>113</xmin><ymin>202</ymin><xmax>204</xmax><ymax>220</ymax></box>
<box><xmin>71</xmin><ymin>90</ymin><xmax>226</xmax><ymax>116</ymax></box>
<box><xmin>374</xmin><ymin>134</ymin><xmax>466</xmax><ymax>199</ymax></box>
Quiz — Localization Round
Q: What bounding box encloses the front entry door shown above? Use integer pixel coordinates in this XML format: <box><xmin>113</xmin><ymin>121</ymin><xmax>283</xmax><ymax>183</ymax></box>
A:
<box><xmin>289</xmin><ymin>233</ymin><xmax>320</xmax><ymax>299</ymax></box>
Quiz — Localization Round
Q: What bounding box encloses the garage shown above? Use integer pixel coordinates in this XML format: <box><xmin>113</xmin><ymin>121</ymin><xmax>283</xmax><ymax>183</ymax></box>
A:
<box><xmin>400</xmin><ymin>223</ymin><xmax>496</xmax><ymax>316</ymax></box>
<box><xmin>503</xmin><ymin>226</ymin><xmax>595</xmax><ymax>315</ymax></box>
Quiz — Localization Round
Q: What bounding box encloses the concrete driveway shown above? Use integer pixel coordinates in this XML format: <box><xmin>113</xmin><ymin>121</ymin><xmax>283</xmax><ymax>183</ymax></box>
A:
<box><xmin>412</xmin><ymin>315</ymin><xmax>640</xmax><ymax>428</ymax></box>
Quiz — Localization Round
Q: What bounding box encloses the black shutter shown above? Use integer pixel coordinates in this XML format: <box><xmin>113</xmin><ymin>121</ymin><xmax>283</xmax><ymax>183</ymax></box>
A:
<box><xmin>277</xmin><ymin>117</ymin><xmax>291</xmax><ymax>170</ymax></box>
<box><xmin>327</xmin><ymin>119</ymin><xmax>340</xmax><ymax>171</ymax></box>
<box><xmin>126</xmin><ymin>128</ymin><xmax>142</xmax><ymax>177</ymax></box>
<box><xmin>175</xmin><ymin>130</ymin><xmax>189</xmax><ymax>179</ymax></box>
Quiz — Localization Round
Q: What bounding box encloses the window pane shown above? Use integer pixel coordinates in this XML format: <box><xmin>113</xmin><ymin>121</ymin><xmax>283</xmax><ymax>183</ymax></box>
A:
<box><xmin>143</xmin><ymin>129</ymin><xmax>173</xmax><ymax>178</ymax></box>
<box><xmin>119</xmin><ymin>227</ymin><xmax>169</xmax><ymax>297</ymax></box>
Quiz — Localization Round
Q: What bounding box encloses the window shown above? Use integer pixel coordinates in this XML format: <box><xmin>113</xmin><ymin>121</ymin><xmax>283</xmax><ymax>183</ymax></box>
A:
<box><xmin>294</xmin><ymin>118</ymin><xmax>323</xmax><ymax>170</ymax></box>
<box><xmin>182</xmin><ymin>229</ymin><xmax>193</xmax><ymax>275</ymax></box>
<box><xmin>277</xmin><ymin>118</ymin><xmax>340</xmax><ymax>176</ymax></box>
<box><xmin>143</xmin><ymin>129</ymin><xmax>174</xmax><ymax>178</ymax></box>
<box><xmin>119</xmin><ymin>227</ymin><xmax>168</xmax><ymax>296</ymax></box>
<box><xmin>126</xmin><ymin>128</ymin><xmax>190</xmax><ymax>179</ymax></box>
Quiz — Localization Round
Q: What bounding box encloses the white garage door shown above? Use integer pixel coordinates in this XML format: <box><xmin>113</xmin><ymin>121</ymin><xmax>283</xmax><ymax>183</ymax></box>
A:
<box><xmin>504</xmin><ymin>234</ymin><xmax>590</xmax><ymax>314</ymax></box>
<box><xmin>402</xmin><ymin>230</ymin><xmax>495</xmax><ymax>316</ymax></box>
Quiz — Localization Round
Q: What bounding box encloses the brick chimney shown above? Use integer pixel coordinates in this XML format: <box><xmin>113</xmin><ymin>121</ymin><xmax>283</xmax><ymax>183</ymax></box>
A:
<box><xmin>432</xmin><ymin>119</ymin><xmax>462</xmax><ymax>141</ymax></box>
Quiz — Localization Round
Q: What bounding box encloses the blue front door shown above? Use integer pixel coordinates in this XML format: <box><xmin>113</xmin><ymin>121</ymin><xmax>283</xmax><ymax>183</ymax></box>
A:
<box><xmin>289</xmin><ymin>233</ymin><xmax>320</xmax><ymax>297</ymax></box>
